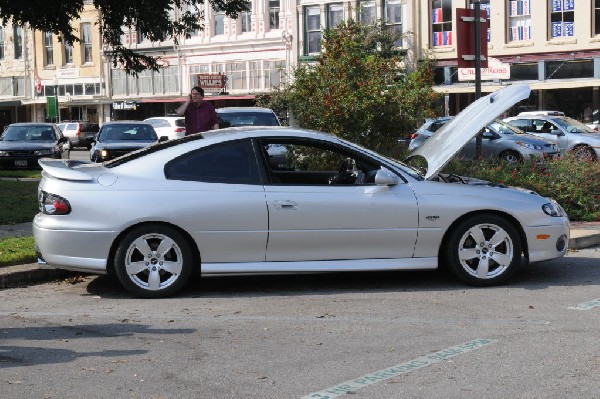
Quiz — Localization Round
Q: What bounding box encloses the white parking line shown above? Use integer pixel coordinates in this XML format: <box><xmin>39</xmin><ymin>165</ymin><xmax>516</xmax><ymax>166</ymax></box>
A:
<box><xmin>569</xmin><ymin>298</ymin><xmax>600</xmax><ymax>310</ymax></box>
<box><xmin>300</xmin><ymin>338</ymin><xmax>496</xmax><ymax>399</ymax></box>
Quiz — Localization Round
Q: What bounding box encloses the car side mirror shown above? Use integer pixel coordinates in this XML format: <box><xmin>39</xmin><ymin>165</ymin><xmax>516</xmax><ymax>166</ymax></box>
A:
<box><xmin>374</xmin><ymin>168</ymin><xmax>399</xmax><ymax>186</ymax></box>
<box><xmin>482</xmin><ymin>131</ymin><xmax>496</xmax><ymax>139</ymax></box>
<box><xmin>550</xmin><ymin>129</ymin><xmax>563</xmax><ymax>136</ymax></box>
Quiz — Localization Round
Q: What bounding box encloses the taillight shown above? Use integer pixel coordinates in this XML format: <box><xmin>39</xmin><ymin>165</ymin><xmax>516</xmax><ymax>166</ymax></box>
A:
<box><xmin>410</xmin><ymin>133</ymin><xmax>419</xmax><ymax>140</ymax></box>
<box><xmin>39</xmin><ymin>191</ymin><xmax>71</xmax><ymax>215</ymax></box>
<box><xmin>174</xmin><ymin>127</ymin><xmax>185</xmax><ymax>133</ymax></box>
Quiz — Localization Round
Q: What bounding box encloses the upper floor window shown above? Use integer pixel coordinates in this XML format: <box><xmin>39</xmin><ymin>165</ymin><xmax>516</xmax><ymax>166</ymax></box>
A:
<box><xmin>550</xmin><ymin>0</ymin><xmax>574</xmax><ymax>38</ymax></box>
<box><xmin>508</xmin><ymin>0</ymin><xmax>531</xmax><ymax>41</ymax></box>
<box><xmin>81</xmin><ymin>23</ymin><xmax>93</xmax><ymax>63</ymax></box>
<box><xmin>215</xmin><ymin>12</ymin><xmax>225</xmax><ymax>35</ymax></box>
<box><xmin>241</xmin><ymin>1</ymin><xmax>252</xmax><ymax>33</ymax></box>
<box><xmin>0</xmin><ymin>28</ymin><xmax>4</xmax><ymax>60</ymax></box>
<box><xmin>305</xmin><ymin>6</ymin><xmax>321</xmax><ymax>55</ymax></box>
<box><xmin>44</xmin><ymin>32</ymin><xmax>54</xmax><ymax>65</ymax></box>
<box><xmin>385</xmin><ymin>0</ymin><xmax>402</xmax><ymax>46</ymax></box>
<box><xmin>327</xmin><ymin>3</ymin><xmax>344</xmax><ymax>29</ymax></box>
<box><xmin>63</xmin><ymin>38</ymin><xmax>73</xmax><ymax>64</ymax></box>
<box><xmin>595</xmin><ymin>0</ymin><xmax>600</xmax><ymax>35</ymax></box>
<box><xmin>359</xmin><ymin>0</ymin><xmax>377</xmax><ymax>25</ymax></box>
<box><xmin>469</xmin><ymin>0</ymin><xmax>490</xmax><ymax>42</ymax></box>
<box><xmin>13</xmin><ymin>25</ymin><xmax>23</xmax><ymax>59</ymax></box>
<box><xmin>269</xmin><ymin>0</ymin><xmax>280</xmax><ymax>30</ymax></box>
<box><xmin>431</xmin><ymin>0</ymin><xmax>452</xmax><ymax>46</ymax></box>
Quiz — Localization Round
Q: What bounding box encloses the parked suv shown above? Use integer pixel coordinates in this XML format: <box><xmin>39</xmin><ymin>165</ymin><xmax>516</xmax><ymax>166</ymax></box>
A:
<box><xmin>408</xmin><ymin>117</ymin><xmax>559</xmax><ymax>162</ymax></box>
<box><xmin>57</xmin><ymin>121</ymin><xmax>100</xmax><ymax>149</ymax></box>
<box><xmin>503</xmin><ymin>114</ymin><xmax>600</xmax><ymax>161</ymax></box>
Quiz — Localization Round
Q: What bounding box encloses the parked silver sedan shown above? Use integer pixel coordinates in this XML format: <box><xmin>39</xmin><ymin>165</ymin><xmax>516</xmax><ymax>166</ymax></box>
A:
<box><xmin>33</xmin><ymin>85</ymin><xmax>569</xmax><ymax>298</ymax></box>
<box><xmin>503</xmin><ymin>114</ymin><xmax>600</xmax><ymax>161</ymax></box>
<box><xmin>409</xmin><ymin>118</ymin><xmax>559</xmax><ymax>162</ymax></box>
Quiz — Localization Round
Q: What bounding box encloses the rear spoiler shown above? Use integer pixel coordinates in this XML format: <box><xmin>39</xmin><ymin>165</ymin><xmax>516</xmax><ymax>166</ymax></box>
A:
<box><xmin>38</xmin><ymin>159</ymin><xmax>94</xmax><ymax>181</ymax></box>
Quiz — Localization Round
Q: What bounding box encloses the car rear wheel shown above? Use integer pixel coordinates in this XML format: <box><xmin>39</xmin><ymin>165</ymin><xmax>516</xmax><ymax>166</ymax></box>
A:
<box><xmin>444</xmin><ymin>214</ymin><xmax>522</xmax><ymax>286</ymax></box>
<box><xmin>114</xmin><ymin>225</ymin><xmax>194</xmax><ymax>298</ymax></box>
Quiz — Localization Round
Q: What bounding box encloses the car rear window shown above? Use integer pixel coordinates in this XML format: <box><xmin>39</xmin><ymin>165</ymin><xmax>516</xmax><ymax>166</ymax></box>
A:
<box><xmin>218</xmin><ymin>112</ymin><xmax>280</xmax><ymax>128</ymax></box>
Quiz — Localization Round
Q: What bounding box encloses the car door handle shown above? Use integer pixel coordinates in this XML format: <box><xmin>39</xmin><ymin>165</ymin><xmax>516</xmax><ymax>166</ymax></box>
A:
<box><xmin>273</xmin><ymin>200</ymin><xmax>298</xmax><ymax>210</ymax></box>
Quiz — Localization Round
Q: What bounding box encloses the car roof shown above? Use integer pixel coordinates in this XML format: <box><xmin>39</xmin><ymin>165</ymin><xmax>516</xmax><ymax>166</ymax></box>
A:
<box><xmin>144</xmin><ymin>116</ymin><xmax>184</xmax><ymax>120</ymax></box>
<box><xmin>517</xmin><ymin>110</ymin><xmax>564</xmax><ymax>116</ymax></box>
<box><xmin>216</xmin><ymin>107</ymin><xmax>276</xmax><ymax>114</ymax></box>
<box><xmin>8</xmin><ymin>122</ymin><xmax>56</xmax><ymax>127</ymax></box>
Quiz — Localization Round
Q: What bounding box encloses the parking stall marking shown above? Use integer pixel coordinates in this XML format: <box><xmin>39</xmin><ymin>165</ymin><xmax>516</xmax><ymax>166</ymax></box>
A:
<box><xmin>300</xmin><ymin>338</ymin><xmax>496</xmax><ymax>399</ymax></box>
<box><xmin>569</xmin><ymin>297</ymin><xmax>600</xmax><ymax>311</ymax></box>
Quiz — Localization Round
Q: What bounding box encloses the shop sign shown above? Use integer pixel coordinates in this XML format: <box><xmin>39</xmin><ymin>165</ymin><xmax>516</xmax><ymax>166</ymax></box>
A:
<box><xmin>113</xmin><ymin>101</ymin><xmax>138</xmax><ymax>110</ymax></box>
<box><xmin>56</xmin><ymin>68</ymin><xmax>80</xmax><ymax>79</ymax></box>
<box><xmin>196</xmin><ymin>73</ymin><xmax>227</xmax><ymax>93</ymax></box>
<box><xmin>458</xmin><ymin>57</ymin><xmax>510</xmax><ymax>81</ymax></box>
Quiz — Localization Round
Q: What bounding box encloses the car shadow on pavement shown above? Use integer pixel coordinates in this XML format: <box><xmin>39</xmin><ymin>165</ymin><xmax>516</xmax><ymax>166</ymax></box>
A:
<box><xmin>85</xmin><ymin>255</ymin><xmax>600</xmax><ymax>299</ymax></box>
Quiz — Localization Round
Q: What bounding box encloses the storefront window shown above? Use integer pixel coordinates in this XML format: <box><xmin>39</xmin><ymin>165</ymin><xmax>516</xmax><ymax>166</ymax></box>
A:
<box><xmin>305</xmin><ymin>6</ymin><xmax>321</xmax><ymax>55</ymax></box>
<box><xmin>431</xmin><ymin>0</ymin><xmax>452</xmax><ymax>47</ymax></box>
<box><xmin>508</xmin><ymin>0</ymin><xmax>531</xmax><ymax>41</ymax></box>
<box><xmin>359</xmin><ymin>0</ymin><xmax>377</xmax><ymax>25</ymax></box>
<box><xmin>550</xmin><ymin>0</ymin><xmax>574</xmax><ymax>38</ymax></box>
<box><xmin>227</xmin><ymin>62</ymin><xmax>246</xmax><ymax>91</ymax></box>
<box><xmin>327</xmin><ymin>4</ymin><xmax>344</xmax><ymax>29</ymax></box>
<box><xmin>469</xmin><ymin>0</ymin><xmax>490</xmax><ymax>42</ymax></box>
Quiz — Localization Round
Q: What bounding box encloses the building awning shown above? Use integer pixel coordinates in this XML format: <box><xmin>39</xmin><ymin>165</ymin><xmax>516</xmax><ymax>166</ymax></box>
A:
<box><xmin>139</xmin><ymin>94</ymin><xmax>256</xmax><ymax>103</ymax></box>
<box><xmin>434</xmin><ymin>78</ymin><xmax>600</xmax><ymax>94</ymax></box>
<box><xmin>0</xmin><ymin>100</ymin><xmax>23</xmax><ymax>107</ymax></box>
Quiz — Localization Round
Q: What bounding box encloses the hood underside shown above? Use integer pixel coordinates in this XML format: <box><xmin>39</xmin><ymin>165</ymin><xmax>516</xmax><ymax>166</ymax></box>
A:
<box><xmin>407</xmin><ymin>84</ymin><xmax>531</xmax><ymax>180</ymax></box>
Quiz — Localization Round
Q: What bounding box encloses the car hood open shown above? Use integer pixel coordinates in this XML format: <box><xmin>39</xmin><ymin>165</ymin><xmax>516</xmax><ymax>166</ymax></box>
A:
<box><xmin>406</xmin><ymin>84</ymin><xmax>531</xmax><ymax>180</ymax></box>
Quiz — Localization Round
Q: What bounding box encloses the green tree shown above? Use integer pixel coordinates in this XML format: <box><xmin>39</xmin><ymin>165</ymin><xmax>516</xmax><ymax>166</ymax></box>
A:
<box><xmin>262</xmin><ymin>20</ymin><xmax>442</xmax><ymax>157</ymax></box>
<box><xmin>0</xmin><ymin>0</ymin><xmax>248</xmax><ymax>74</ymax></box>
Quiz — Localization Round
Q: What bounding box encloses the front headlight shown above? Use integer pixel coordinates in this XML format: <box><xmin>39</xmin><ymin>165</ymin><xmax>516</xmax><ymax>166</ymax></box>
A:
<box><xmin>516</xmin><ymin>141</ymin><xmax>543</xmax><ymax>150</ymax></box>
<box><xmin>0</xmin><ymin>150</ymin><xmax>9</xmax><ymax>157</ymax></box>
<box><xmin>34</xmin><ymin>149</ymin><xmax>54</xmax><ymax>156</ymax></box>
<box><xmin>542</xmin><ymin>200</ymin><xmax>567</xmax><ymax>217</ymax></box>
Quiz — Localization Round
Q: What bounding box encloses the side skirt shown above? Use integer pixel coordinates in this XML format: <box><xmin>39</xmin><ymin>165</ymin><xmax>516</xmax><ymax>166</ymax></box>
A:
<box><xmin>201</xmin><ymin>257</ymin><xmax>437</xmax><ymax>274</ymax></box>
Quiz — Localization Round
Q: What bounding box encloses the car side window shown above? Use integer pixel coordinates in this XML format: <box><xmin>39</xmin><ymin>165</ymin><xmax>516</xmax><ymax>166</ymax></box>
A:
<box><xmin>165</xmin><ymin>140</ymin><xmax>259</xmax><ymax>184</ymax></box>
<box><xmin>507</xmin><ymin>119</ymin><xmax>532</xmax><ymax>133</ymax></box>
<box><xmin>259</xmin><ymin>139</ymin><xmax>379</xmax><ymax>186</ymax></box>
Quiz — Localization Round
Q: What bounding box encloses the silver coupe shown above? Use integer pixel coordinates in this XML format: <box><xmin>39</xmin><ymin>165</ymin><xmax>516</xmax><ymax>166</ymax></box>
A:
<box><xmin>33</xmin><ymin>85</ymin><xmax>569</xmax><ymax>298</ymax></box>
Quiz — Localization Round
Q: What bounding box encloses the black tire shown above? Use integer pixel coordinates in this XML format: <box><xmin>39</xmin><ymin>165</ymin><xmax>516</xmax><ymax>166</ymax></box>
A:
<box><xmin>500</xmin><ymin>150</ymin><xmax>522</xmax><ymax>164</ymax></box>
<box><xmin>572</xmin><ymin>145</ymin><xmax>596</xmax><ymax>162</ymax></box>
<box><xmin>444</xmin><ymin>214</ymin><xmax>522</xmax><ymax>286</ymax></box>
<box><xmin>114</xmin><ymin>225</ymin><xmax>194</xmax><ymax>298</ymax></box>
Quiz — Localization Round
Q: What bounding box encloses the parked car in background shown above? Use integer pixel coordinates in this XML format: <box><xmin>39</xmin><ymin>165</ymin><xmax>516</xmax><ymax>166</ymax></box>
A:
<box><xmin>0</xmin><ymin>123</ymin><xmax>70</xmax><ymax>169</ymax></box>
<box><xmin>216</xmin><ymin>107</ymin><xmax>281</xmax><ymax>128</ymax></box>
<box><xmin>408</xmin><ymin>117</ymin><xmax>559</xmax><ymax>162</ymax></box>
<box><xmin>586</xmin><ymin>109</ymin><xmax>599</xmax><ymax>131</ymax></box>
<box><xmin>33</xmin><ymin>84</ymin><xmax>569</xmax><ymax>298</ymax></box>
<box><xmin>503</xmin><ymin>114</ymin><xmax>600</xmax><ymax>161</ymax></box>
<box><xmin>57</xmin><ymin>120</ymin><xmax>99</xmax><ymax>149</ymax></box>
<box><xmin>90</xmin><ymin>121</ymin><xmax>166</xmax><ymax>162</ymax></box>
<box><xmin>143</xmin><ymin>116</ymin><xmax>186</xmax><ymax>140</ymax></box>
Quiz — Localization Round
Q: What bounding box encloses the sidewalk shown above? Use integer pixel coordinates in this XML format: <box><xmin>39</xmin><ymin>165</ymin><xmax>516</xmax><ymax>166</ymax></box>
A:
<box><xmin>1</xmin><ymin>221</ymin><xmax>600</xmax><ymax>289</ymax></box>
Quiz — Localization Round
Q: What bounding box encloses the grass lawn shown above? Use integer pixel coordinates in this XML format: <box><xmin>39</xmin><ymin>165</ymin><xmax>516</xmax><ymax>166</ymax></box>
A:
<box><xmin>0</xmin><ymin>236</ymin><xmax>36</xmax><ymax>267</ymax></box>
<box><xmin>0</xmin><ymin>178</ymin><xmax>39</xmax><ymax>265</ymax></box>
<box><xmin>0</xmin><ymin>180</ymin><xmax>39</xmax><ymax>225</ymax></box>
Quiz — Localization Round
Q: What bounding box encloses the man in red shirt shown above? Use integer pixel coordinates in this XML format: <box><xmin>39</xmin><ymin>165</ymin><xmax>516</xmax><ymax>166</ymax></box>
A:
<box><xmin>176</xmin><ymin>86</ymin><xmax>219</xmax><ymax>135</ymax></box>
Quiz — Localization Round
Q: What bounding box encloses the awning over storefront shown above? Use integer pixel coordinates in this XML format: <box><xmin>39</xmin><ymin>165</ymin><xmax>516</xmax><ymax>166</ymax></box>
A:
<box><xmin>434</xmin><ymin>78</ymin><xmax>600</xmax><ymax>94</ymax></box>
<box><xmin>0</xmin><ymin>100</ymin><xmax>23</xmax><ymax>107</ymax></box>
<box><xmin>139</xmin><ymin>94</ymin><xmax>256</xmax><ymax>103</ymax></box>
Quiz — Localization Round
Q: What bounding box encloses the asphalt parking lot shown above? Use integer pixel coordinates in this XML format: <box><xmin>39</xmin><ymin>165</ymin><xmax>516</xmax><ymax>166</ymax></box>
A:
<box><xmin>1</xmin><ymin>245</ymin><xmax>599</xmax><ymax>398</ymax></box>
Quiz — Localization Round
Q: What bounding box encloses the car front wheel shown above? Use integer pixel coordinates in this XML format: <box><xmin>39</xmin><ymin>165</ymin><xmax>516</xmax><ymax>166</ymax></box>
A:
<box><xmin>114</xmin><ymin>225</ymin><xmax>194</xmax><ymax>298</ymax></box>
<box><xmin>444</xmin><ymin>214</ymin><xmax>522</xmax><ymax>286</ymax></box>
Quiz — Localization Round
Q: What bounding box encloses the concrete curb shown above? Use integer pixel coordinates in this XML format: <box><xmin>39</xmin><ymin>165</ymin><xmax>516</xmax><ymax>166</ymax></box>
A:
<box><xmin>0</xmin><ymin>263</ymin><xmax>73</xmax><ymax>289</ymax></box>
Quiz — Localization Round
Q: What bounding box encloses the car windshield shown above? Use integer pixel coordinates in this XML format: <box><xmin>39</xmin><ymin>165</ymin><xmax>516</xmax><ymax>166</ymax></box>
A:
<box><xmin>218</xmin><ymin>112</ymin><xmax>280</xmax><ymax>128</ymax></box>
<box><xmin>1</xmin><ymin>126</ymin><xmax>55</xmax><ymax>141</ymax></box>
<box><xmin>553</xmin><ymin>117</ymin><xmax>597</xmax><ymax>133</ymax></box>
<box><xmin>488</xmin><ymin>120</ymin><xmax>523</xmax><ymax>135</ymax></box>
<box><xmin>99</xmin><ymin>124</ymin><xmax>157</xmax><ymax>141</ymax></box>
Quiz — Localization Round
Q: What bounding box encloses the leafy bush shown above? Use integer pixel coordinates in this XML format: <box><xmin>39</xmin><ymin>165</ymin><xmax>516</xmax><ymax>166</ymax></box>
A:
<box><xmin>442</xmin><ymin>155</ymin><xmax>600</xmax><ymax>221</ymax></box>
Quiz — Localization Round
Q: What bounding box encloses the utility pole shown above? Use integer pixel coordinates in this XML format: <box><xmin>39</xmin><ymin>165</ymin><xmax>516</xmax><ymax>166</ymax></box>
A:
<box><xmin>474</xmin><ymin>0</ymin><xmax>483</xmax><ymax>159</ymax></box>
